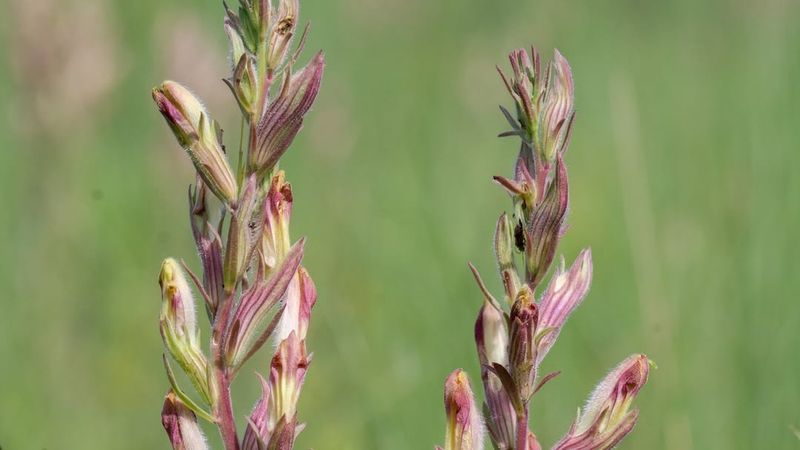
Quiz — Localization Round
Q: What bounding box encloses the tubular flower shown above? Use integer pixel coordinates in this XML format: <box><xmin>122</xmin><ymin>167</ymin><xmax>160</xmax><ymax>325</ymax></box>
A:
<box><xmin>553</xmin><ymin>355</ymin><xmax>651</xmax><ymax>450</ymax></box>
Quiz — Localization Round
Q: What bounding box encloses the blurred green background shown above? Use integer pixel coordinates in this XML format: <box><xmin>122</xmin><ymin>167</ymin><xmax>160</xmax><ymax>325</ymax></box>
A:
<box><xmin>1</xmin><ymin>0</ymin><xmax>799</xmax><ymax>448</ymax></box>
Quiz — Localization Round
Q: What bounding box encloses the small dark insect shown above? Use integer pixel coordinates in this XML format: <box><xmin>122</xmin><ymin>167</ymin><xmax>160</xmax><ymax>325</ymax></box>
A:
<box><xmin>514</xmin><ymin>220</ymin><xmax>526</xmax><ymax>251</ymax></box>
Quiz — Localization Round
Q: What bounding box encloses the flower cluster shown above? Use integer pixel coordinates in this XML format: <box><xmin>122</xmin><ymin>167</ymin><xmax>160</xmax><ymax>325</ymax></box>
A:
<box><xmin>153</xmin><ymin>1</ymin><xmax>324</xmax><ymax>449</ymax></box>
<box><xmin>437</xmin><ymin>47</ymin><xmax>651</xmax><ymax>450</ymax></box>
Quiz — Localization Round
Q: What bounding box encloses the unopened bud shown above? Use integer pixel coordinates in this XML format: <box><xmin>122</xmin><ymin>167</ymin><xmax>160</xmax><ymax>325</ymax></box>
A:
<box><xmin>189</xmin><ymin>180</ymin><xmax>224</xmax><ymax>315</ymax></box>
<box><xmin>242</xmin><ymin>375</ymin><xmax>271</xmax><ymax>450</ymax></box>
<box><xmin>475</xmin><ymin>300</ymin><xmax>515</xmax><ymax>450</ymax></box>
<box><xmin>540</xmin><ymin>50</ymin><xmax>575</xmax><ymax>161</ymax></box>
<box><xmin>160</xmin><ymin>258</ymin><xmax>199</xmax><ymax>348</ymax></box>
<box><xmin>224</xmin><ymin>54</ymin><xmax>259</xmax><ymax>117</ymax></box>
<box><xmin>159</xmin><ymin>259</ymin><xmax>210</xmax><ymax>403</ymax></box>
<box><xmin>481</xmin><ymin>377</ymin><xmax>516</xmax><ymax>450</ymax></box>
<box><xmin>498</xmin><ymin>47</ymin><xmax>575</xmax><ymax>163</ymax></box>
<box><xmin>242</xmin><ymin>371</ymin><xmax>305</xmax><ymax>450</ymax></box>
<box><xmin>270</xmin><ymin>332</ymin><xmax>310</xmax><ymax>420</ymax></box>
<box><xmin>442</xmin><ymin>369</ymin><xmax>484</xmax><ymax>450</ymax></box>
<box><xmin>525</xmin><ymin>156</ymin><xmax>568</xmax><ymax>288</ymax></box>
<box><xmin>275</xmin><ymin>266</ymin><xmax>317</xmax><ymax>343</ymax></box>
<box><xmin>251</xmin><ymin>52</ymin><xmax>325</xmax><ymax>176</ymax></box>
<box><xmin>508</xmin><ymin>285</ymin><xmax>537</xmax><ymax>399</ymax></box>
<box><xmin>161</xmin><ymin>391</ymin><xmax>209</xmax><ymax>450</ymax></box>
<box><xmin>536</xmin><ymin>249</ymin><xmax>592</xmax><ymax>366</ymax></box>
<box><xmin>261</xmin><ymin>171</ymin><xmax>294</xmax><ymax>271</ymax></box>
<box><xmin>475</xmin><ymin>299</ymin><xmax>507</xmax><ymax>369</ymax></box>
<box><xmin>553</xmin><ymin>354</ymin><xmax>651</xmax><ymax>450</ymax></box>
<box><xmin>223</xmin><ymin>175</ymin><xmax>261</xmax><ymax>291</ymax></box>
<box><xmin>153</xmin><ymin>81</ymin><xmax>238</xmax><ymax>204</ymax></box>
<box><xmin>494</xmin><ymin>213</ymin><xmax>515</xmax><ymax>273</ymax></box>
<box><xmin>500</xmin><ymin>48</ymin><xmax>538</xmax><ymax>142</ymax></box>
<box><xmin>493</xmin><ymin>213</ymin><xmax>521</xmax><ymax>303</ymax></box>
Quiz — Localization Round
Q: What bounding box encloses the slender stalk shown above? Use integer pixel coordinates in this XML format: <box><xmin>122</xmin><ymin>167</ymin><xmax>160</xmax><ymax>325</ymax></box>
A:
<box><xmin>212</xmin><ymin>292</ymin><xmax>239</xmax><ymax>450</ymax></box>
<box><xmin>516</xmin><ymin>407</ymin><xmax>528</xmax><ymax>450</ymax></box>
<box><xmin>214</xmin><ymin>367</ymin><xmax>239</xmax><ymax>450</ymax></box>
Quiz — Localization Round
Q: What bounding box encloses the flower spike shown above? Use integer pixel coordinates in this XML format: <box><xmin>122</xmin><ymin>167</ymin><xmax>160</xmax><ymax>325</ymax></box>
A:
<box><xmin>436</xmin><ymin>46</ymin><xmax>649</xmax><ymax>450</ymax></box>
<box><xmin>151</xmin><ymin>0</ymin><xmax>325</xmax><ymax>448</ymax></box>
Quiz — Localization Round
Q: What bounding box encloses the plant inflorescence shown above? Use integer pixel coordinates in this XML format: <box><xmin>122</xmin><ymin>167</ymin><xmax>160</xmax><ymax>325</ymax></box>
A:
<box><xmin>436</xmin><ymin>47</ymin><xmax>652</xmax><ymax>450</ymax></box>
<box><xmin>152</xmin><ymin>1</ymin><xmax>323</xmax><ymax>449</ymax></box>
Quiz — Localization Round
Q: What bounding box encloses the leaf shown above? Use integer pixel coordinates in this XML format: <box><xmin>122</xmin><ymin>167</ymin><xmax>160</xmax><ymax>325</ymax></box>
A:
<box><xmin>162</xmin><ymin>354</ymin><xmax>215</xmax><ymax>423</ymax></box>
<box><xmin>225</xmin><ymin>239</ymin><xmax>305</xmax><ymax>369</ymax></box>
<box><xmin>532</xmin><ymin>370</ymin><xmax>561</xmax><ymax>396</ymax></box>
<box><xmin>487</xmin><ymin>363</ymin><xmax>523</xmax><ymax>415</ymax></box>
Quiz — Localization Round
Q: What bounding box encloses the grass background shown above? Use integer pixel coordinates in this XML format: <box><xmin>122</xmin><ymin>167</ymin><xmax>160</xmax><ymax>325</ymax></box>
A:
<box><xmin>1</xmin><ymin>0</ymin><xmax>799</xmax><ymax>448</ymax></box>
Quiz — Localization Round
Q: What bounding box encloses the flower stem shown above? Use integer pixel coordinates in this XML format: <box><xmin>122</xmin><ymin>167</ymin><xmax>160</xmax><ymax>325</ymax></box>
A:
<box><xmin>212</xmin><ymin>292</ymin><xmax>240</xmax><ymax>450</ymax></box>
<box><xmin>214</xmin><ymin>367</ymin><xmax>239</xmax><ymax>450</ymax></box>
<box><xmin>516</xmin><ymin>405</ymin><xmax>529</xmax><ymax>450</ymax></box>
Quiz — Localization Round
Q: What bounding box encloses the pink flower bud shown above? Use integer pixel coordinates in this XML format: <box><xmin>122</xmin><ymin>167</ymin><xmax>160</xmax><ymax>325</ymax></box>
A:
<box><xmin>152</xmin><ymin>81</ymin><xmax>238</xmax><ymax>204</ymax></box>
<box><xmin>261</xmin><ymin>171</ymin><xmax>294</xmax><ymax>271</ymax></box>
<box><xmin>442</xmin><ymin>369</ymin><xmax>484</xmax><ymax>450</ymax></box>
<box><xmin>481</xmin><ymin>378</ymin><xmax>516</xmax><ymax>450</ymax></box>
<box><xmin>498</xmin><ymin>47</ymin><xmax>574</xmax><ymax>162</ymax></box>
<box><xmin>535</xmin><ymin>248</ymin><xmax>592</xmax><ymax>366</ymax></box>
<box><xmin>161</xmin><ymin>391</ymin><xmax>209</xmax><ymax>450</ymax></box>
<box><xmin>242</xmin><ymin>375</ymin><xmax>271</xmax><ymax>450</ymax></box>
<box><xmin>159</xmin><ymin>259</ymin><xmax>211</xmax><ymax>403</ymax></box>
<box><xmin>242</xmin><ymin>332</ymin><xmax>309</xmax><ymax>449</ymax></box>
<box><xmin>475</xmin><ymin>299</ymin><xmax>508</xmax><ymax>369</ymax></box>
<box><xmin>251</xmin><ymin>52</ymin><xmax>325</xmax><ymax>176</ymax></box>
<box><xmin>525</xmin><ymin>156</ymin><xmax>568</xmax><ymax>288</ymax></box>
<box><xmin>223</xmin><ymin>175</ymin><xmax>261</xmax><ymax>291</ymax></box>
<box><xmin>470</xmin><ymin>268</ymin><xmax>515</xmax><ymax>450</ymax></box>
<box><xmin>276</xmin><ymin>266</ymin><xmax>317</xmax><ymax>342</ymax></box>
<box><xmin>508</xmin><ymin>286</ymin><xmax>538</xmax><ymax>399</ymax></box>
<box><xmin>540</xmin><ymin>50</ymin><xmax>575</xmax><ymax>161</ymax></box>
<box><xmin>553</xmin><ymin>354</ymin><xmax>651</xmax><ymax>450</ymax></box>
<box><xmin>270</xmin><ymin>332</ymin><xmax>310</xmax><ymax>417</ymax></box>
<box><xmin>501</xmin><ymin>48</ymin><xmax>538</xmax><ymax>139</ymax></box>
<box><xmin>160</xmin><ymin>258</ymin><xmax>199</xmax><ymax>347</ymax></box>
<box><xmin>188</xmin><ymin>181</ymin><xmax>224</xmax><ymax>315</ymax></box>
